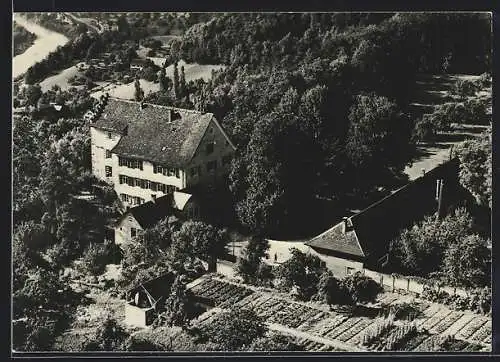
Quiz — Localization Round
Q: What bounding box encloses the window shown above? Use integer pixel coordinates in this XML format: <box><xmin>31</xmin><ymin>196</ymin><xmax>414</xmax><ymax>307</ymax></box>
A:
<box><xmin>107</xmin><ymin>132</ymin><xmax>112</xmax><ymax>139</ymax></box>
<box><xmin>346</xmin><ymin>266</ymin><xmax>355</xmax><ymax>276</ymax></box>
<box><xmin>168</xmin><ymin>168</ymin><xmax>176</xmax><ymax>177</ymax></box>
<box><xmin>158</xmin><ymin>183</ymin><xmax>166</xmax><ymax>193</ymax></box>
<box><xmin>105</xmin><ymin>166</ymin><xmax>112</xmax><ymax>177</ymax></box>
<box><xmin>166</xmin><ymin>185</ymin><xmax>177</xmax><ymax>194</ymax></box>
<box><xmin>175</xmin><ymin>168</ymin><xmax>180</xmax><ymax>178</ymax></box>
<box><xmin>131</xmin><ymin>227</ymin><xmax>137</xmax><ymax>238</ymax></box>
<box><xmin>207</xmin><ymin>160</ymin><xmax>217</xmax><ymax>172</ymax></box>
<box><xmin>118</xmin><ymin>157</ymin><xmax>143</xmax><ymax>170</ymax></box>
<box><xmin>205</xmin><ymin>142</ymin><xmax>214</xmax><ymax>155</ymax></box>
<box><xmin>105</xmin><ymin>150</ymin><xmax>112</xmax><ymax>159</ymax></box>
<box><xmin>152</xmin><ymin>194</ymin><xmax>156</xmax><ymax>201</ymax></box>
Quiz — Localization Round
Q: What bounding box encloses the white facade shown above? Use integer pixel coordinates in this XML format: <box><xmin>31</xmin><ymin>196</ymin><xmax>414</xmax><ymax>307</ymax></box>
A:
<box><xmin>91</xmin><ymin>119</ymin><xmax>235</xmax><ymax>209</ymax></box>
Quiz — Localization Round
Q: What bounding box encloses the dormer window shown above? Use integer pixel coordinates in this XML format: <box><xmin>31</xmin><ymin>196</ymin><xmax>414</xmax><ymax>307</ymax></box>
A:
<box><xmin>107</xmin><ymin>132</ymin><xmax>112</xmax><ymax>139</ymax></box>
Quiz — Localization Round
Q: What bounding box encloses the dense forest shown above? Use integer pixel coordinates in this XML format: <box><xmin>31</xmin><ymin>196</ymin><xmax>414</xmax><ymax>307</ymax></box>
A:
<box><xmin>13</xmin><ymin>21</ymin><xmax>37</xmax><ymax>56</ymax></box>
<box><xmin>161</xmin><ymin>13</ymin><xmax>491</xmax><ymax>236</ymax></box>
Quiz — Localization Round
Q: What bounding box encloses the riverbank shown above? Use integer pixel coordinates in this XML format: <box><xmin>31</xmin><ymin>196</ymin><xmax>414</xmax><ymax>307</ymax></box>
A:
<box><xmin>13</xmin><ymin>14</ymin><xmax>70</xmax><ymax>79</ymax></box>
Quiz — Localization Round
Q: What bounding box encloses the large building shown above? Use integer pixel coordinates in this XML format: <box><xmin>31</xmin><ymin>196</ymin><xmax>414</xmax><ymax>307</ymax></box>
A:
<box><xmin>305</xmin><ymin>158</ymin><xmax>475</xmax><ymax>276</ymax></box>
<box><xmin>89</xmin><ymin>96</ymin><xmax>236</xmax><ymax>210</ymax></box>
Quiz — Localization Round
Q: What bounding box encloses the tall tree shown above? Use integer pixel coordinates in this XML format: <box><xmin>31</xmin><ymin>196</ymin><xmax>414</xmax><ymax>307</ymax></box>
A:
<box><xmin>173</xmin><ymin>61</ymin><xmax>180</xmax><ymax>99</ymax></box>
<box><xmin>346</xmin><ymin>93</ymin><xmax>414</xmax><ymax>192</ymax></box>
<box><xmin>134</xmin><ymin>78</ymin><xmax>144</xmax><ymax>101</ymax></box>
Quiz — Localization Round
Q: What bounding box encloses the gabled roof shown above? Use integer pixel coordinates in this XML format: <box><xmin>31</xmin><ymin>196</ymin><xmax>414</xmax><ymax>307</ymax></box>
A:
<box><xmin>92</xmin><ymin>98</ymin><xmax>217</xmax><ymax>168</ymax></box>
<box><xmin>306</xmin><ymin>220</ymin><xmax>365</xmax><ymax>258</ymax></box>
<box><xmin>126</xmin><ymin>272</ymin><xmax>176</xmax><ymax>307</ymax></box>
<box><xmin>124</xmin><ymin>194</ymin><xmax>174</xmax><ymax>229</ymax></box>
<box><xmin>173</xmin><ymin>191</ymin><xmax>193</xmax><ymax>211</ymax></box>
<box><xmin>306</xmin><ymin>158</ymin><xmax>462</xmax><ymax>263</ymax></box>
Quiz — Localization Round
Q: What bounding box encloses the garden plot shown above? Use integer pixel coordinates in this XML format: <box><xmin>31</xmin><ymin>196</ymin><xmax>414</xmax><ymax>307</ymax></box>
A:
<box><xmin>429</xmin><ymin>311</ymin><xmax>464</xmax><ymax>334</ymax></box>
<box><xmin>468</xmin><ymin>320</ymin><xmax>491</xmax><ymax>345</ymax></box>
<box><xmin>336</xmin><ymin>318</ymin><xmax>374</xmax><ymax>343</ymax></box>
<box><xmin>420</xmin><ymin>309</ymin><xmax>453</xmax><ymax>331</ymax></box>
<box><xmin>325</xmin><ymin>317</ymin><xmax>363</xmax><ymax>340</ymax></box>
<box><xmin>297</xmin><ymin>311</ymin><xmax>330</xmax><ymax>332</ymax></box>
<box><xmin>411</xmin><ymin>334</ymin><xmax>483</xmax><ymax>352</ymax></box>
<box><xmin>455</xmin><ymin>317</ymin><xmax>488</xmax><ymax>341</ymax></box>
<box><xmin>189</xmin><ymin>277</ymin><xmax>253</xmax><ymax>308</ymax></box>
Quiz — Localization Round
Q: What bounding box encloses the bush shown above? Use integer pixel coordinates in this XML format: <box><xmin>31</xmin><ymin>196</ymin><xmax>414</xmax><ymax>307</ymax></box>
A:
<box><xmin>453</xmin><ymin>79</ymin><xmax>478</xmax><ymax>99</ymax></box>
<box><xmin>78</xmin><ymin>242</ymin><xmax>111</xmax><ymax>276</ymax></box>
<box><xmin>421</xmin><ymin>285</ymin><xmax>491</xmax><ymax>315</ymax></box>
<box><xmin>340</xmin><ymin>272</ymin><xmax>383</xmax><ymax>305</ymax></box>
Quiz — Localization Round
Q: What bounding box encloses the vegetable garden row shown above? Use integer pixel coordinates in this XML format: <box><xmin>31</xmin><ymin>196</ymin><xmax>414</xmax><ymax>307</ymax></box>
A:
<box><xmin>189</xmin><ymin>276</ymin><xmax>490</xmax><ymax>352</ymax></box>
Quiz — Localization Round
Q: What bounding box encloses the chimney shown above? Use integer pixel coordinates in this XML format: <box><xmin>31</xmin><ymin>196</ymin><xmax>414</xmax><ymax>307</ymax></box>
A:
<box><xmin>421</xmin><ymin>168</ymin><xmax>426</xmax><ymax>176</ymax></box>
<box><xmin>342</xmin><ymin>216</ymin><xmax>352</xmax><ymax>233</ymax></box>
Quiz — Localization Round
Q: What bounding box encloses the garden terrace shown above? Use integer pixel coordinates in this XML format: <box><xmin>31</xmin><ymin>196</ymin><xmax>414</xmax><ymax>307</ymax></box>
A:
<box><xmin>188</xmin><ymin>275</ymin><xmax>491</xmax><ymax>352</ymax></box>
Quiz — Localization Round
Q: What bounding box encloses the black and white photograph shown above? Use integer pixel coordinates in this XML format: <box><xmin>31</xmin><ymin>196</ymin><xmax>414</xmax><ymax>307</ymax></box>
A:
<box><xmin>12</xmin><ymin>11</ymin><xmax>492</xmax><ymax>354</ymax></box>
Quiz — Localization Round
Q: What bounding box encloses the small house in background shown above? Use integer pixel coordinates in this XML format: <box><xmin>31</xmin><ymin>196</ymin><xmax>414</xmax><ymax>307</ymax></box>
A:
<box><xmin>114</xmin><ymin>191</ymin><xmax>201</xmax><ymax>246</ymax></box>
<box><xmin>130</xmin><ymin>58</ymin><xmax>149</xmax><ymax>71</ymax></box>
<box><xmin>306</xmin><ymin>158</ymin><xmax>475</xmax><ymax>276</ymax></box>
<box><xmin>124</xmin><ymin>272</ymin><xmax>176</xmax><ymax>327</ymax></box>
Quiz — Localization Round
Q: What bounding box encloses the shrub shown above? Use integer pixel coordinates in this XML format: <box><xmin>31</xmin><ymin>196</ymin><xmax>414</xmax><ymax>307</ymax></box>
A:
<box><xmin>78</xmin><ymin>242</ymin><xmax>111</xmax><ymax>276</ymax></box>
<box><xmin>340</xmin><ymin>272</ymin><xmax>383</xmax><ymax>305</ymax></box>
<box><xmin>453</xmin><ymin>79</ymin><xmax>478</xmax><ymax>99</ymax></box>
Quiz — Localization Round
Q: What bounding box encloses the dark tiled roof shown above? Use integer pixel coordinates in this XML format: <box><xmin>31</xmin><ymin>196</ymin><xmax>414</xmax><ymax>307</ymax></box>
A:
<box><xmin>127</xmin><ymin>194</ymin><xmax>174</xmax><ymax>229</ymax></box>
<box><xmin>307</xmin><ymin>158</ymin><xmax>463</xmax><ymax>262</ymax></box>
<box><xmin>126</xmin><ymin>272</ymin><xmax>176</xmax><ymax>304</ymax></box>
<box><xmin>93</xmin><ymin>98</ymin><xmax>214</xmax><ymax>168</ymax></box>
<box><xmin>306</xmin><ymin>221</ymin><xmax>365</xmax><ymax>258</ymax></box>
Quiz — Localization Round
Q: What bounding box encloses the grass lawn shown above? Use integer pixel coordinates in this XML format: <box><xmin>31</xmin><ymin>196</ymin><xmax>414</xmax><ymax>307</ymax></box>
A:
<box><xmin>39</xmin><ymin>65</ymin><xmax>83</xmax><ymax>92</ymax></box>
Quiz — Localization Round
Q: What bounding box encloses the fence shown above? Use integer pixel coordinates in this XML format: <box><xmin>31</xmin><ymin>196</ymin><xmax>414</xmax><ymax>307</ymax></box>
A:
<box><xmin>363</xmin><ymin>269</ymin><xmax>468</xmax><ymax>297</ymax></box>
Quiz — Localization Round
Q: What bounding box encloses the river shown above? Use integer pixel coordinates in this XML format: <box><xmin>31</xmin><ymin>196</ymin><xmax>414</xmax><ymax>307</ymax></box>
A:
<box><xmin>13</xmin><ymin>14</ymin><xmax>70</xmax><ymax>79</ymax></box>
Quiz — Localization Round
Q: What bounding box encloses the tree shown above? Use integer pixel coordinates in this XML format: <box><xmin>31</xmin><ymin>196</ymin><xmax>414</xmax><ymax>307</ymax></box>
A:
<box><xmin>346</xmin><ymin>93</ymin><xmax>414</xmax><ymax>192</ymax></box>
<box><xmin>173</xmin><ymin>61</ymin><xmax>180</xmax><ymax>98</ymax></box>
<box><xmin>79</xmin><ymin>242</ymin><xmax>110</xmax><ymax>276</ymax></box>
<box><xmin>454</xmin><ymin>131</ymin><xmax>492</xmax><ymax>208</ymax></box>
<box><xmin>159</xmin><ymin>67</ymin><xmax>170</xmax><ymax>92</ymax></box>
<box><xmin>169</xmin><ymin>220</ymin><xmax>228</xmax><ymax>272</ymax></box>
<box><xmin>122</xmin><ymin>336</ymin><xmax>165</xmax><ymax>351</ymax></box>
<box><xmin>235</xmin><ymin>236</ymin><xmax>271</xmax><ymax>285</ymax></box>
<box><xmin>274</xmin><ymin>248</ymin><xmax>326</xmax><ymax>300</ymax></box>
<box><xmin>134</xmin><ymin>78</ymin><xmax>144</xmax><ymax>101</ymax></box>
<box><xmin>25</xmin><ymin>84</ymin><xmax>43</xmax><ymax>107</ymax></box>
<box><xmin>389</xmin><ymin>207</ymin><xmax>476</xmax><ymax>276</ymax></box>
<box><xmin>179</xmin><ymin>65</ymin><xmax>186</xmax><ymax>98</ymax></box>
<box><xmin>204</xmin><ymin>308</ymin><xmax>267</xmax><ymax>351</ymax></box>
<box><xmin>248</xmin><ymin>333</ymin><xmax>302</xmax><ymax>351</ymax></box>
<box><xmin>83</xmin><ymin>317</ymin><xmax>129</xmax><ymax>351</ymax></box>
<box><xmin>339</xmin><ymin>272</ymin><xmax>383</xmax><ymax>305</ymax></box>
<box><xmin>440</xmin><ymin>234</ymin><xmax>490</xmax><ymax>290</ymax></box>
<box><xmin>313</xmin><ymin>270</ymin><xmax>351</xmax><ymax>305</ymax></box>
<box><xmin>157</xmin><ymin>275</ymin><xmax>190</xmax><ymax>327</ymax></box>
